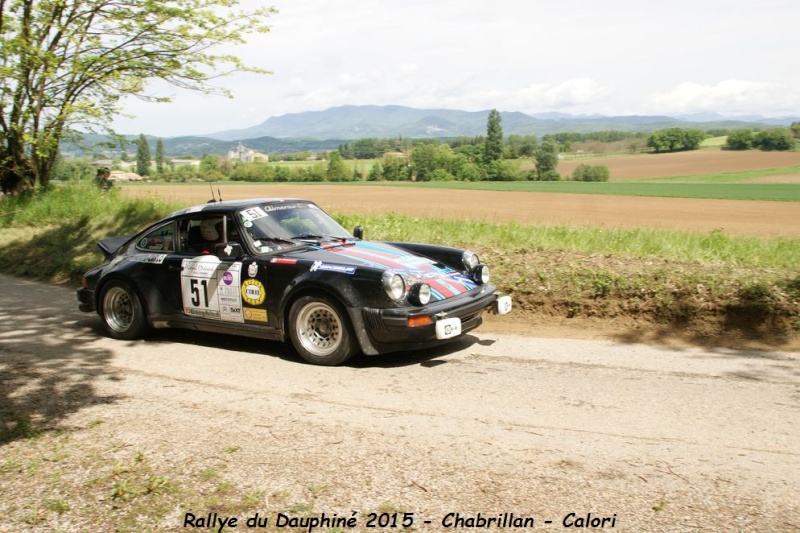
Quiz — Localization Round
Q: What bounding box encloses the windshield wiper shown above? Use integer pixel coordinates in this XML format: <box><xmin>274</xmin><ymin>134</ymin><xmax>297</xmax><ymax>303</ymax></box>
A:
<box><xmin>293</xmin><ymin>234</ymin><xmax>353</xmax><ymax>243</ymax></box>
<box><xmin>259</xmin><ymin>236</ymin><xmax>297</xmax><ymax>246</ymax></box>
<box><xmin>292</xmin><ymin>233</ymin><xmax>326</xmax><ymax>241</ymax></box>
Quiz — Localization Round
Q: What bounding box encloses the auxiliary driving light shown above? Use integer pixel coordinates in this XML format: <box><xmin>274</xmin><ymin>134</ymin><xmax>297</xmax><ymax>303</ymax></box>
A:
<box><xmin>471</xmin><ymin>264</ymin><xmax>490</xmax><ymax>284</ymax></box>
<box><xmin>408</xmin><ymin>283</ymin><xmax>432</xmax><ymax>306</ymax></box>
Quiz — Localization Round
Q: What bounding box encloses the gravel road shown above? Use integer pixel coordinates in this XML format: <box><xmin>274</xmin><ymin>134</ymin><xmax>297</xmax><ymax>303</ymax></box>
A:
<box><xmin>1</xmin><ymin>274</ymin><xmax>798</xmax><ymax>531</ymax></box>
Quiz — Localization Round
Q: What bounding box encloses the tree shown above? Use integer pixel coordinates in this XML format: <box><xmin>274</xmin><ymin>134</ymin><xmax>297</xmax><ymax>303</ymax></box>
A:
<box><xmin>506</xmin><ymin>134</ymin><xmax>537</xmax><ymax>158</ymax></box>
<box><xmin>326</xmin><ymin>151</ymin><xmax>349</xmax><ymax>182</ymax></box>
<box><xmin>534</xmin><ymin>141</ymin><xmax>560</xmax><ymax>179</ymax></box>
<box><xmin>136</xmin><ymin>135</ymin><xmax>151</xmax><ymax>176</ymax></box>
<box><xmin>753</xmin><ymin>128</ymin><xmax>795</xmax><ymax>151</ymax></box>
<box><xmin>156</xmin><ymin>139</ymin><xmax>165</xmax><ymax>174</ymax></box>
<box><xmin>483</xmin><ymin>109</ymin><xmax>503</xmax><ymax>165</ymax></box>
<box><xmin>647</xmin><ymin>128</ymin><xmax>706</xmax><ymax>153</ymax></box>
<box><xmin>381</xmin><ymin>155</ymin><xmax>410</xmax><ymax>181</ymax></box>
<box><xmin>411</xmin><ymin>143</ymin><xmax>437</xmax><ymax>181</ymax></box>
<box><xmin>0</xmin><ymin>0</ymin><xmax>275</xmax><ymax>193</ymax></box>
<box><xmin>572</xmin><ymin>163</ymin><xmax>610</xmax><ymax>182</ymax></box>
<box><xmin>725</xmin><ymin>129</ymin><xmax>754</xmax><ymax>150</ymax></box>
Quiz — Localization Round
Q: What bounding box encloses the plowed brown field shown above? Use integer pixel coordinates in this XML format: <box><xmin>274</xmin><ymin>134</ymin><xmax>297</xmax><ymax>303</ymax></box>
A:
<box><xmin>555</xmin><ymin>149</ymin><xmax>800</xmax><ymax>180</ymax></box>
<box><xmin>123</xmin><ymin>149</ymin><xmax>800</xmax><ymax>238</ymax></box>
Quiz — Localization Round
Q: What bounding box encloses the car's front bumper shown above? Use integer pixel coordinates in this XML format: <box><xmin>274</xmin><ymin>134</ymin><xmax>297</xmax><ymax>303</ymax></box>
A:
<box><xmin>348</xmin><ymin>285</ymin><xmax>510</xmax><ymax>356</ymax></box>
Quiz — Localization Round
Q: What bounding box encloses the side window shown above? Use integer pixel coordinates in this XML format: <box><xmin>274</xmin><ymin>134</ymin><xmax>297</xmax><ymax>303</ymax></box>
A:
<box><xmin>179</xmin><ymin>215</ymin><xmax>237</xmax><ymax>254</ymax></box>
<box><xmin>136</xmin><ymin>222</ymin><xmax>175</xmax><ymax>252</ymax></box>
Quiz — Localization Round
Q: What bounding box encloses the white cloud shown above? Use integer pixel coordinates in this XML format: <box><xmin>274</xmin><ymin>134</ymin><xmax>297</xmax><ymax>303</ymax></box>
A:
<box><xmin>646</xmin><ymin>80</ymin><xmax>800</xmax><ymax>117</ymax></box>
<box><xmin>108</xmin><ymin>1</ymin><xmax>800</xmax><ymax>136</ymax></box>
<box><xmin>515</xmin><ymin>79</ymin><xmax>613</xmax><ymax>112</ymax></box>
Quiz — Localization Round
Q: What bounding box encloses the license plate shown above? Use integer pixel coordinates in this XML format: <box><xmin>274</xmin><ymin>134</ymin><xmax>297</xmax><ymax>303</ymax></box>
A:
<box><xmin>435</xmin><ymin>317</ymin><xmax>462</xmax><ymax>339</ymax></box>
<box><xmin>496</xmin><ymin>295</ymin><xmax>512</xmax><ymax>315</ymax></box>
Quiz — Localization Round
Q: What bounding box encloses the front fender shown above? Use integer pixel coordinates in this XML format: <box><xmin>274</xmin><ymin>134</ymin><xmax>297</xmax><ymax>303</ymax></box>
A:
<box><xmin>278</xmin><ymin>270</ymin><xmax>361</xmax><ymax>320</ymax></box>
<box><xmin>384</xmin><ymin>242</ymin><xmax>466</xmax><ymax>270</ymax></box>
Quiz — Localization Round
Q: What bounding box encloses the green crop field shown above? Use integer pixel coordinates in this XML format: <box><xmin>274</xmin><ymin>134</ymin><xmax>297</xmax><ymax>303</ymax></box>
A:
<box><xmin>337</xmin><ymin>179</ymin><xmax>800</xmax><ymax>202</ymax></box>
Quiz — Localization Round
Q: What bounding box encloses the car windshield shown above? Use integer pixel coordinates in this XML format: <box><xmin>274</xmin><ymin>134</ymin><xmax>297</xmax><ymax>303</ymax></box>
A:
<box><xmin>237</xmin><ymin>201</ymin><xmax>353</xmax><ymax>253</ymax></box>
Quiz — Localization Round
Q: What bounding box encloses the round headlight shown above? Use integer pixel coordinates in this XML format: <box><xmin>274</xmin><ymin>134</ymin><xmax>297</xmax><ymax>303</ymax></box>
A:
<box><xmin>462</xmin><ymin>250</ymin><xmax>479</xmax><ymax>271</ymax></box>
<box><xmin>382</xmin><ymin>271</ymin><xmax>406</xmax><ymax>300</ymax></box>
<box><xmin>408</xmin><ymin>283</ymin><xmax>431</xmax><ymax>306</ymax></box>
<box><xmin>471</xmin><ymin>264</ymin><xmax>490</xmax><ymax>284</ymax></box>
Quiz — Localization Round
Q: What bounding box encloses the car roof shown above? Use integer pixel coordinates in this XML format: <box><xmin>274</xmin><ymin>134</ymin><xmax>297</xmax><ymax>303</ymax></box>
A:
<box><xmin>167</xmin><ymin>198</ymin><xmax>311</xmax><ymax>218</ymax></box>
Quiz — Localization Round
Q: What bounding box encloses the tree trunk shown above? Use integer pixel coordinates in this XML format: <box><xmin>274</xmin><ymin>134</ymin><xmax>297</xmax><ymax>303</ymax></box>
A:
<box><xmin>0</xmin><ymin>132</ymin><xmax>36</xmax><ymax>194</ymax></box>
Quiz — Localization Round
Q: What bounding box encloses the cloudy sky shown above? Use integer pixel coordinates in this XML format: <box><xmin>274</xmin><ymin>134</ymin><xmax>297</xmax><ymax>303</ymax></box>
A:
<box><xmin>111</xmin><ymin>0</ymin><xmax>800</xmax><ymax>137</ymax></box>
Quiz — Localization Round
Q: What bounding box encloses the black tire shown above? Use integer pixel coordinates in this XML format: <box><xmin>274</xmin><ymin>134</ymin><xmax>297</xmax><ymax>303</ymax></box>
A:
<box><xmin>288</xmin><ymin>294</ymin><xmax>358</xmax><ymax>366</ymax></box>
<box><xmin>99</xmin><ymin>280</ymin><xmax>149</xmax><ymax>340</ymax></box>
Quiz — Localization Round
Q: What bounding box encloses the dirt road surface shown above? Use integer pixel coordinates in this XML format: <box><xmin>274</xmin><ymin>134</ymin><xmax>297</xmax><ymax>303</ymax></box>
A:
<box><xmin>1</xmin><ymin>275</ymin><xmax>798</xmax><ymax>531</ymax></box>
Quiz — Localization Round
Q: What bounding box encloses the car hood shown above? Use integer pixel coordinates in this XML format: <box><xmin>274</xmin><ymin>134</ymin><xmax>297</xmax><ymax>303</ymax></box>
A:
<box><xmin>282</xmin><ymin>240</ymin><xmax>479</xmax><ymax>301</ymax></box>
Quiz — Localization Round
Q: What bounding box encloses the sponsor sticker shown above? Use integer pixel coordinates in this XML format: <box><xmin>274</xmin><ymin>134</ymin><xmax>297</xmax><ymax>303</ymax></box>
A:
<box><xmin>310</xmin><ymin>261</ymin><xmax>356</xmax><ymax>274</ymax></box>
<box><xmin>435</xmin><ymin>317</ymin><xmax>462</xmax><ymax>340</ymax></box>
<box><xmin>131</xmin><ymin>253</ymin><xmax>167</xmax><ymax>265</ymax></box>
<box><xmin>241</xmin><ymin>279</ymin><xmax>266</xmax><ymax>306</ymax></box>
<box><xmin>243</xmin><ymin>308</ymin><xmax>268</xmax><ymax>322</ymax></box>
<box><xmin>248</xmin><ymin>261</ymin><xmax>258</xmax><ymax>278</ymax></box>
<box><xmin>262</xmin><ymin>203</ymin><xmax>302</xmax><ymax>212</ymax></box>
<box><xmin>239</xmin><ymin>206</ymin><xmax>268</xmax><ymax>223</ymax></box>
<box><xmin>270</xmin><ymin>258</ymin><xmax>298</xmax><ymax>265</ymax></box>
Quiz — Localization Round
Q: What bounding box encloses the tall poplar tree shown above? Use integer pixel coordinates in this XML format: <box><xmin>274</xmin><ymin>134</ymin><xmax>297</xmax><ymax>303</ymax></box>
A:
<box><xmin>483</xmin><ymin>109</ymin><xmax>504</xmax><ymax>165</ymax></box>
<box><xmin>156</xmin><ymin>139</ymin><xmax>165</xmax><ymax>174</ymax></box>
<box><xmin>0</xmin><ymin>0</ymin><xmax>275</xmax><ymax>193</ymax></box>
<box><xmin>136</xmin><ymin>135</ymin><xmax>151</xmax><ymax>176</ymax></box>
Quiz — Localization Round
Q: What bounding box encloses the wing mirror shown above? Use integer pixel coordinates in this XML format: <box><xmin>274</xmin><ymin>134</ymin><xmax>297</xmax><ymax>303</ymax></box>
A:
<box><xmin>215</xmin><ymin>242</ymin><xmax>244</xmax><ymax>260</ymax></box>
<box><xmin>353</xmin><ymin>225</ymin><xmax>364</xmax><ymax>240</ymax></box>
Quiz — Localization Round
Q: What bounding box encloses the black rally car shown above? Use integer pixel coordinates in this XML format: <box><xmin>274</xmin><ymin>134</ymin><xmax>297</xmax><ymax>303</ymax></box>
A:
<box><xmin>77</xmin><ymin>198</ymin><xmax>512</xmax><ymax>365</ymax></box>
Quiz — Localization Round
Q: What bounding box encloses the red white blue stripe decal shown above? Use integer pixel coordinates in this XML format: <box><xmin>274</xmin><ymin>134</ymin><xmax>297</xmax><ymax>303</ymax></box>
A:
<box><xmin>320</xmin><ymin>242</ymin><xmax>478</xmax><ymax>301</ymax></box>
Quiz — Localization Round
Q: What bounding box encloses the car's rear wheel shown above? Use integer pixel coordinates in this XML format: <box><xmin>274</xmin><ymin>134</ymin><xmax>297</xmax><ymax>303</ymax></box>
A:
<box><xmin>288</xmin><ymin>295</ymin><xmax>358</xmax><ymax>366</ymax></box>
<box><xmin>100</xmin><ymin>281</ymin><xmax>149</xmax><ymax>340</ymax></box>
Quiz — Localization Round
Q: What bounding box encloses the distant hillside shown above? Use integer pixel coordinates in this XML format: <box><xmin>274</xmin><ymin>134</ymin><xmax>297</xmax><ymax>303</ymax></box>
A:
<box><xmin>162</xmin><ymin>136</ymin><xmax>343</xmax><ymax>157</ymax></box>
<box><xmin>61</xmin><ymin>134</ymin><xmax>343</xmax><ymax>158</ymax></box>
<box><xmin>205</xmin><ymin>104</ymin><xmax>794</xmax><ymax>141</ymax></box>
<box><xmin>62</xmin><ymin>105</ymin><xmax>798</xmax><ymax>157</ymax></box>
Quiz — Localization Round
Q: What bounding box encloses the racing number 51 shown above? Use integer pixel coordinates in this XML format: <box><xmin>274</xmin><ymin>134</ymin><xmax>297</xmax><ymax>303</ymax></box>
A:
<box><xmin>190</xmin><ymin>278</ymin><xmax>209</xmax><ymax>308</ymax></box>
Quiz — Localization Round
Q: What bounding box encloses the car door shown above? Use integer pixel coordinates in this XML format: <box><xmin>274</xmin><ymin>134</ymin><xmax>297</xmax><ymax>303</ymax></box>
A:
<box><xmin>160</xmin><ymin>215</ymin><xmax>243</xmax><ymax>324</ymax></box>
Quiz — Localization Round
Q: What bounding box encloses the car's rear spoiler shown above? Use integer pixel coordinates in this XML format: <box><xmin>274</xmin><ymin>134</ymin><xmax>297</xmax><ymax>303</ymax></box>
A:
<box><xmin>97</xmin><ymin>235</ymin><xmax>134</xmax><ymax>260</ymax></box>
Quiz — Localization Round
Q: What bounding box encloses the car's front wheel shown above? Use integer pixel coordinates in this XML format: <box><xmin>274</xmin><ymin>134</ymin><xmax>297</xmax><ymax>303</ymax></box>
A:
<box><xmin>288</xmin><ymin>295</ymin><xmax>358</xmax><ymax>366</ymax></box>
<box><xmin>100</xmin><ymin>280</ymin><xmax>149</xmax><ymax>340</ymax></box>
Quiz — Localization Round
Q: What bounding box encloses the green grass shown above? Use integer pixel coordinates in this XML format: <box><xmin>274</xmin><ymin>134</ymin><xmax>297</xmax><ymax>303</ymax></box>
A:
<box><xmin>0</xmin><ymin>184</ymin><xmax>179</xmax><ymax>227</ymax></box>
<box><xmin>334</xmin><ymin>179</ymin><xmax>800</xmax><ymax>201</ymax></box>
<box><xmin>636</xmin><ymin>165</ymin><xmax>800</xmax><ymax>184</ymax></box>
<box><xmin>0</xmin><ymin>185</ymin><xmax>181</xmax><ymax>282</ymax></box>
<box><xmin>700</xmin><ymin>136</ymin><xmax>728</xmax><ymax>148</ymax></box>
<box><xmin>333</xmin><ymin>213</ymin><xmax>800</xmax><ymax>270</ymax></box>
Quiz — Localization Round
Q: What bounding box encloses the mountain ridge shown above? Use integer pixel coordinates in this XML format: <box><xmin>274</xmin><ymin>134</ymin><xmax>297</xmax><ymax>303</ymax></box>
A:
<box><xmin>201</xmin><ymin>104</ymin><xmax>798</xmax><ymax>142</ymax></box>
<box><xmin>66</xmin><ymin>106</ymin><xmax>799</xmax><ymax>157</ymax></box>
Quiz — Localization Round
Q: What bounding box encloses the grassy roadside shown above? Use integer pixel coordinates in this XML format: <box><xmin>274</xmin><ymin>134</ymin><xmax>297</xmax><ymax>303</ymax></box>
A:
<box><xmin>1</xmin><ymin>185</ymin><xmax>798</xmax><ymax>346</ymax></box>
